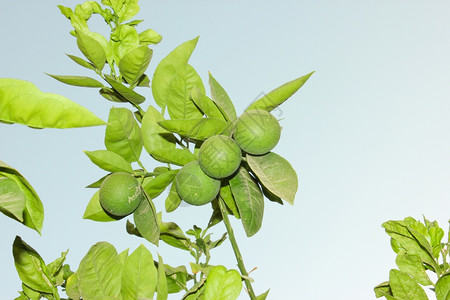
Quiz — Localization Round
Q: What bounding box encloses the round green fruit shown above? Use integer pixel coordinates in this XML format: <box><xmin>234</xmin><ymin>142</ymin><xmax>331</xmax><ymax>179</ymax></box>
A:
<box><xmin>198</xmin><ymin>135</ymin><xmax>242</xmax><ymax>179</ymax></box>
<box><xmin>175</xmin><ymin>161</ymin><xmax>221</xmax><ymax>206</ymax></box>
<box><xmin>99</xmin><ymin>172</ymin><xmax>144</xmax><ymax>217</ymax></box>
<box><xmin>233</xmin><ymin>109</ymin><xmax>281</xmax><ymax>155</ymax></box>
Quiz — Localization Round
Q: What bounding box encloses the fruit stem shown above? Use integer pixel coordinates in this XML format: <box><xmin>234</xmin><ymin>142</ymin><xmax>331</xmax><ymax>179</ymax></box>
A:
<box><xmin>218</xmin><ymin>196</ymin><xmax>257</xmax><ymax>300</ymax></box>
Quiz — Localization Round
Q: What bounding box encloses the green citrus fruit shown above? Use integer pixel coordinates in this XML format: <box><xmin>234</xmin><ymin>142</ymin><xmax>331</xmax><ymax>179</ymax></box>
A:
<box><xmin>175</xmin><ymin>161</ymin><xmax>221</xmax><ymax>206</ymax></box>
<box><xmin>99</xmin><ymin>172</ymin><xmax>144</xmax><ymax>217</ymax></box>
<box><xmin>198</xmin><ymin>135</ymin><xmax>242</xmax><ymax>179</ymax></box>
<box><xmin>233</xmin><ymin>109</ymin><xmax>281</xmax><ymax>155</ymax></box>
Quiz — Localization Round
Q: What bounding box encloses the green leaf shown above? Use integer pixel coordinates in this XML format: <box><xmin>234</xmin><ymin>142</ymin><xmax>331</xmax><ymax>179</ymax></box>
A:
<box><xmin>229</xmin><ymin>167</ymin><xmax>264</xmax><ymax>237</ymax></box>
<box><xmin>257</xmin><ymin>289</ymin><xmax>270</xmax><ymax>300</ymax></box>
<box><xmin>158</xmin><ymin>118</ymin><xmax>230</xmax><ymax>140</ymax></box>
<box><xmin>99</xmin><ymin>87</ymin><xmax>127</xmax><ymax>103</ymax></box>
<box><xmin>374</xmin><ymin>282</ymin><xmax>396</xmax><ymax>300</ymax></box>
<box><xmin>133</xmin><ymin>196</ymin><xmax>160</xmax><ymax>245</ymax></box>
<box><xmin>45</xmin><ymin>74</ymin><xmax>104</xmax><ymax>88</ymax></box>
<box><xmin>209</xmin><ymin>73</ymin><xmax>237</xmax><ymax>122</ymax></box>
<box><xmin>202</xmin><ymin>266</ymin><xmax>242</xmax><ymax>300</ymax></box>
<box><xmin>436</xmin><ymin>273</ymin><xmax>450</xmax><ymax>300</ymax></box>
<box><xmin>22</xmin><ymin>283</ymin><xmax>41</xmax><ymax>300</ymax></box>
<box><xmin>76</xmin><ymin>30</ymin><xmax>106</xmax><ymax>70</ymax></box>
<box><xmin>0</xmin><ymin>79</ymin><xmax>105</xmax><ymax>128</ymax></box>
<box><xmin>166</xmin><ymin>64</ymin><xmax>205</xmax><ymax>120</ymax></box>
<box><xmin>246</xmin><ymin>72</ymin><xmax>314</xmax><ymax>112</ymax></box>
<box><xmin>389</xmin><ymin>269</ymin><xmax>428</xmax><ymax>300</ymax></box>
<box><xmin>151</xmin><ymin>148</ymin><xmax>197</xmax><ymax>166</ymax></box>
<box><xmin>84</xmin><ymin>150</ymin><xmax>133</xmax><ymax>173</ymax></box>
<box><xmin>152</xmin><ymin>37</ymin><xmax>199</xmax><ymax>108</ymax></box>
<box><xmin>142</xmin><ymin>105</ymin><xmax>176</xmax><ymax>155</ymax></box>
<box><xmin>65</xmin><ymin>272</ymin><xmax>81</xmax><ymax>300</ymax></box>
<box><xmin>139</xmin><ymin>29</ymin><xmax>162</xmax><ymax>45</ymax></box>
<box><xmin>165</xmin><ymin>182</ymin><xmax>182</xmax><ymax>213</ymax></box>
<box><xmin>395</xmin><ymin>251</ymin><xmax>433</xmax><ymax>286</ymax></box>
<box><xmin>110</xmin><ymin>24</ymin><xmax>140</xmax><ymax>64</ymax></box>
<box><xmin>160</xmin><ymin>220</ymin><xmax>190</xmax><ymax>251</ymax></box>
<box><xmin>117</xmin><ymin>0</ymin><xmax>140</xmax><ymax>23</ymax></box>
<box><xmin>13</xmin><ymin>236</ymin><xmax>54</xmax><ymax>294</ymax></box>
<box><xmin>77</xmin><ymin>242</ymin><xmax>122</xmax><ymax>299</ymax></box>
<box><xmin>104</xmin><ymin>75</ymin><xmax>146</xmax><ymax>105</ymax></box>
<box><xmin>0</xmin><ymin>175</ymin><xmax>26</xmax><ymax>221</ymax></box>
<box><xmin>220</xmin><ymin>183</ymin><xmax>240</xmax><ymax>219</ymax></box>
<box><xmin>105</xmin><ymin>107</ymin><xmax>143</xmax><ymax>163</ymax></box>
<box><xmin>0</xmin><ymin>161</ymin><xmax>43</xmax><ymax>234</ymax></box>
<box><xmin>119</xmin><ymin>45</ymin><xmax>152</xmax><ymax>85</ymax></box>
<box><xmin>121</xmin><ymin>244</ymin><xmax>158</xmax><ymax>300</ymax></box>
<box><xmin>247</xmin><ymin>152</ymin><xmax>298</xmax><ymax>205</ymax></box>
<box><xmin>83</xmin><ymin>190</ymin><xmax>121</xmax><ymax>222</ymax></box>
<box><xmin>157</xmin><ymin>255</ymin><xmax>168</xmax><ymax>300</ymax></box>
<box><xmin>46</xmin><ymin>250</ymin><xmax>68</xmax><ymax>278</ymax></box>
<box><xmin>190</xmin><ymin>87</ymin><xmax>226</xmax><ymax>120</ymax></box>
<box><xmin>143</xmin><ymin>170</ymin><xmax>178</xmax><ymax>199</ymax></box>
<box><xmin>66</xmin><ymin>54</ymin><xmax>96</xmax><ymax>71</ymax></box>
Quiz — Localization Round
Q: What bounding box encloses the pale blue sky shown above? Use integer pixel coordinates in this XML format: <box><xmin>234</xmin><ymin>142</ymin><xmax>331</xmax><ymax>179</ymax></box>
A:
<box><xmin>2</xmin><ymin>0</ymin><xmax>450</xmax><ymax>299</ymax></box>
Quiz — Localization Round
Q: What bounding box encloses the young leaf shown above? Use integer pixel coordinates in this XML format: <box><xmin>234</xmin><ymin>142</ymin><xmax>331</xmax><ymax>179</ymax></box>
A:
<box><xmin>0</xmin><ymin>79</ymin><xmax>105</xmax><ymax>128</ymax></box>
<box><xmin>395</xmin><ymin>251</ymin><xmax>433</xmax><ymax>286</ymax></box>
<box><xmin>209</xmin><ymin>72</ymin><xmax>237</xmax><ymax>122</ymax></box>
<box><xmin>158</xmin><ymin>118</ymin><xmax>230</xmax><ymax>140</ymax></box>
<box><xmin>84</xmin><ymin>150</ymin><xmax>133</xmax><ymax>173</ymax></box>
<box><xmin>436</xmin><ymin>273</ymin><xmax>450</xmax><ymax>300</ymax></box>
<box><xmin>157</xmin><ymin>255</ymin><xmax>168</xmax><ymax>300</ymax></box>
<box><xmin>13</xmin><ymin>236</ymin><xmax>54</xmax><ymax>294</ymax></box>
<box><xmin>104</xmin><ymin>75</ymin><xmax>146</xmax><ymax>105</ymax></box>
<box><xmin>144</xmin><ymin>170</ymin><xmax>179</xmax><ymax>199</ymax></box>
<box><xmin>229</xmin><ymin>167</ymin><xmax>264</xmax><ymax>237</ymax></box>
<box><xmin>202</xmin><ymin>266</ymin><xmax>242</xmax><ymax>300</ymax></box>
<box><xmin>76</xmin><ymin>30</ymin><xmax>106</xmax><ymax>70</ymax></box>
<box><xmin>374</xmin><ymin>281</ymin><xmax>396</xmax><ymax>300</ymax></box>
<box><xmin>83</xmin><ymin>190</ymin><xmax>121</xmax><ymax>222</ymax></box>
<box><xmin>45</xmin><ymin>74</ymin><xmax>104</xmax><ymax>88</ymax></box>
<box><xmin>389</xmin><ymin>269</ymin><xmax>428</xmax><ymax>300</ymax></box>
<box><xmin>116</xmin><ymin>0</ymin><xmax>140</xmax><ymax>23</ymax></box>
<box><xmin>165</xmin><ymin>182</ymin><xmax>182</xmax><ymax>213</ymax></box>
<box><xmin>77</xmin><ymin>242</ymin><xmax>123</xmax><ymax>299</ymax></box>
<box><xmin>119</xmin><ymin>45</ymin><xmax>153</xmax><ymax>85</ymax></box>
<box><xmin>133</xmin><ymin>196</ymin><xmax>160</xmax><ymax>245</ymax></box>
<box><xmin>152</xmin><ymin>37</ymin><xmax>199</xmax><ymax>108</ymax></box>
<box><xmin>46</xmin><ymin>250</ymin><xmax>68</xmax><ymax>278</ymax></box>
<box><xmin>246</xmin><ymin>72</ymin><xmax>314</xmax><ymax>112</ymax></box>
<box><xmin>142</xmin><ymin>105</ymin><xmax>176</xmax><ymax>155</ymax></box>
<box><xmin>139</xmin><ymin>28</ymin><xmax>162</xmax><ymax>45</ymax></box>
<box><xmin>247</xmin><ymin>152</ymin><xmax>298</xmax><ymax>205</ymax></box>
<box><xmin>121</xmin><ymin>244</ymin><xmax>158</xmax><ymax>300</ymax></box>
<box><xmin>110</xmin><ymin>24</ymin><xmax>140</xmax><ymax>64</ymax></box>
<box><xmin>104</xmin><ymin>107</ymin><xmax>143</xmax><ymax>163</ymax></box>
<box><xmin>166</xmin><ymin>64</ymin><xmax>205</xmax><ymax>120</ymax></box>
<box><xmin>190</xmin><ymin>87</ymin><xmax>226</xmax><ymax>120</ymax></box>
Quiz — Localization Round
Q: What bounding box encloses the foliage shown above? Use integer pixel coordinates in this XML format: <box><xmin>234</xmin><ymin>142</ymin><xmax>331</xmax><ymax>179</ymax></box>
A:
<box><xmin>0</xmin><ymin>0</ymin><xmax>313</xmax><ymax>299</ymax></box>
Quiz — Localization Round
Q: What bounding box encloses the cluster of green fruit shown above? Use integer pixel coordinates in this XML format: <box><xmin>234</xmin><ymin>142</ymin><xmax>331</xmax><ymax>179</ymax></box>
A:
<box><xmin>97</xmin><ymin>109</ymin><xmax>281</xmax><ymax>216</ymax></box>
<box><xmin>175</xmin><ymin>109</ymin><xmax>281</xmax><ymax>206</ymax></box>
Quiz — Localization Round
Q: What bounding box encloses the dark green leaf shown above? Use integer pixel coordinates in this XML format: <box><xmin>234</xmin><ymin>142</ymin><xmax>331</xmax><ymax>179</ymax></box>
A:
<box><xmin>220</xmin><ymin>183</ymin><xmax>240</xmax><ymax>219</ymax></box>
<box><xmin>209</xmin><ymin>72</ymin><xmax>237</xmax><ymax>122</ymax></box>
<box><xmin>229</xmin><ymin>167</ymin><xmax>264</xmax><ymax>237</ymax></box>
<box><xmin>246</xmin><ymin>72</ymin><xmax>314</xmax><ymax>112</ymax></box>
<box><xmin>45</xmin><ymin>74</ymin><xmax>104</xmax><ymax>88</ymax></box>
<box><xmin>0</xmin><ymin>79</ymin><xmax>105</xmax><ymax>128</ymax></box>
<box><xmin>84</xmin><ymin>150</ymin><xmax>133</xmax><ymax>173</ymax></box>
<box><xmin>158</xmin><ymin>118</ymin><xmax>230</xmax><ymax>140</ymax></box>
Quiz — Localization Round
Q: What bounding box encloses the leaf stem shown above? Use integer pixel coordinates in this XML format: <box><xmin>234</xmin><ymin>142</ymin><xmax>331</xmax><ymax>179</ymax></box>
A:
<box><xmin>218</xmin><ymin>197</ymin><xmax>257</xmax><ymax>300</ymax></box>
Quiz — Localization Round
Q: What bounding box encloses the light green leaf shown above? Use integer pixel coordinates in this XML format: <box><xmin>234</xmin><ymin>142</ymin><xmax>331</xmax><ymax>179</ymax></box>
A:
<box><xmin>209</xmin><ymin>73</ymin><xmax>237</xmax><ymax>122</ymax></box>
<box><xmin>46</xmin><ymin>74</ymin><xmax>104</xmax><ymax>88</ymax></box>
<box><xmin>119</xmin><ymin>45</ymin><xmax>152</xmax><ymax>86</ymax></box>
<box><xmin>77</xmin><ymin>242</ymin><xmax>122</xmax><ymax>299</ymax></box>
<box><xmin>13</xmin><ymin>236</ymin><xmax>54</xmax><ymax>294</ymax></box>
<box><xmin>246</xmin><ymin>72</ymin><xmax>314</xmax><ymax>112</ymax></box>
<box><xmin>84</xmin><ymin>150</ymin><xmax>133</xmax><ymax>173</ymax></box>
<box><xmin>139</xmin><ymin>29</ymin><xmax>162</xmax><ymax>45</ymax></box>
<box><xmin>190</xmin><ymin>87</ymin><xmax>226</xmax><ymax>120</ymax></box>
<box><xmin>121</xmin><ymin>244</ymin><xmax>157</xmax><ymax>300</ymax></box>
<box><xmin>104</xmin><ymin>75</ymin><xmax>146</xmax><ymax>105</ymax></box>
<box><xmin>133</xmin><ymin>196</ymin><xmax>160</xmax><ymax>245</ymax></box>
<box><xmin>389</xmin><ymin>269</ymin><xmax>428</xmax><ymax>300</ymax></box>
<box><xmin>99</xmin><ymin>87</ymin><xmax>127</xmax><ymax>103</ymax></box>
<box><xmin>247</xmin><ymin>152</ymin><xmax>298</xmax><ymax>205</ymax></box>
<box><xmin>144</xmin><ymin>170</ymin><xmax>178</xmax><ymax>199</ymax></box>
<box><xmin>111</xmin><ymin>24</ymin><xmax>140</xmax><ymax>63</ymax></box>
<box><xmin>0</xmin><ymin>79</ymin><xmax>105</xmax><ymax>129</ymax></box>
<box><xmin>22</xmin><ymin>283</ymin><xmax>41</xmax><ymax>300</ymax></box>
<box><xmin>374</xmin><ymin>282</ymin><xmax>396</xmax><ymax>300</ymax></box>
<box><xmin>65</xmin><ymin>272</ymin><xmax>81</xmax><ymax>300</ymax></box>
<box><xmin>436</xmin><ymin>273</ymin><xmax>450</xmax><ymax>300</ymax></box>
<box><xmin>76</xmin><ymin>30</ymin><xmax>106</xmax><ymax>70</ymax></box>
<box><xmin>395</xmin><ymin>251</ymin><xmax>433</xmax><ymax>286</ymax></box>
<box><xmin>142</xmin><ymin>105</ymin><xmax>176</xmax><ymax>155</ymax></box>
<box><xmin>152</xmin><ymin>37</ymin><xmax>199</xmax><ymax>108</ymax></box>
<box><xmin>46</xmin><ymin>250</ymin><xmax>68</xmax><ymax>278</ymax></box>
<box><xmin>150</xmin><ymin>148</ymin><xmax>197</xmax><ymax>166</ymax></box>
<box><xmin>229</xmin><ymin>167</ymin><xmax>264</xmax><ymax>237</ymax></box>
<box><xmin>167</xmin><ymin>64</ymin><xmax>205</xmax><ymax>120</ymax></box>
<box><xmin>66</xmin><ymin>54</ymin><xmax>96</xmax><ymax>70</ymax></box>
<box><xmin>0</xmin><ymin>175</ymin><xmax>26</xmax><ymax>222</ymax></box>
<box><xmin>105</xmin><ymin>107</ymin><xmax>143</xmax><ymax>163</ymax></box>
<box><xmin>165</xmin><ymin>183</ymin><xmax>182</xmax><ymax>213</ymax></box>
<box><xmin>83</xmin><ymin>190</ymin><xmax>121</xmax><ymax>222</ymax></box>
<box><xmin>157</xmin><ymin>255</ymin><xmax>168</xmax><ymax>300</ymax></box>
<box><xmin>158</xmin><ymin>118</ymin><xmax>230</xmax><ymax>140</ymax></box>
<box><xmin>202</xmin><ymin>266</ymin><xmax>242</xmax><ymax>300</ymax></box>
<box><xmin>220</xmin><ymin>183</ymin><xmax>240</xmax><ymax>219</ymax></box>
<box><xmin>257</xmin><ymin>289</ymin><xmax>270</xmax><ymax>300</ymax></box>
<box><xmin>160</xmin><ymin>220</ymin><xmax>190</xmax><ymax>251</ymax></box>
